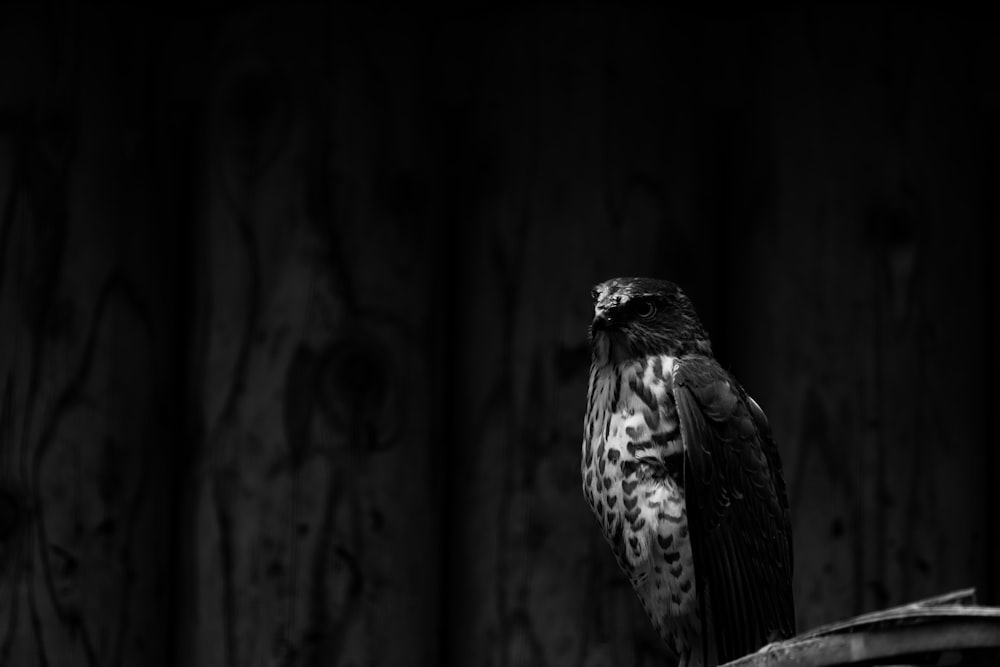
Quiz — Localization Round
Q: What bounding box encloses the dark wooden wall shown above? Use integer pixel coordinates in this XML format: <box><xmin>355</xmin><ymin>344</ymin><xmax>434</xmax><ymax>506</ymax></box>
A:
<box><xmin>1</xmin><ymin>6</ymin><xmax>998</xmax><ymax>667</ymax></box>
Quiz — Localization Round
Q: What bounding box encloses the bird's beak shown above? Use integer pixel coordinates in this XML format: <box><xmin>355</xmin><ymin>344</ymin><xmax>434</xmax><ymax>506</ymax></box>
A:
<box><xmin>589</xmin><ymin>310</ymin><xmax>616</xmax><ymax>363</ymax></box>
<box><xmin>591</xmin><ymin>313</ymin><xmax>611</xmax><ymax>331</ymax></box>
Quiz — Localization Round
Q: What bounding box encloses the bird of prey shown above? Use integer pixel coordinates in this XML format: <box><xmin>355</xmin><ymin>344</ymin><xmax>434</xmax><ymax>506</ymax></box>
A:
<box><xmin>581</xmin><ymin>277</ymin><xmax>794</xmax><ymax>667</ymax></box>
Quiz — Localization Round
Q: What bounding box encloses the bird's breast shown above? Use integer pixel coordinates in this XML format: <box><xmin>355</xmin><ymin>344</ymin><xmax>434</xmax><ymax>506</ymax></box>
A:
<box><xmin>582</xmin><ymin>354</ymin><xmax>701</xmax><ymax>645</ymax></box>
<box><xmin>582</xmin><ymin>355</ymin><xmax>682</xmax><ymax>516</ymax></box>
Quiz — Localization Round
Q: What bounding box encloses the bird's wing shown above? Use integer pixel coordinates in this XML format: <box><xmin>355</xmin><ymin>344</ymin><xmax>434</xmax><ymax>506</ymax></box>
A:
<box><xmin>746</xmin><ymin>392</ymin><xmax>794</xmax><ymax>580</ymax></box>
<box><xmin>672</xmin><ymin>355</ymin><xmax>795</xmax><ymax>664</ymax></box>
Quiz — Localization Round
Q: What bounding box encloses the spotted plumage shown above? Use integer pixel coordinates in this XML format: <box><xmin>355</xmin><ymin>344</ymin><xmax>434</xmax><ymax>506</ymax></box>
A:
<box><xmin>581</xmin><ymin>277</ymin><xmax>794</xmax><ymax>667</ymax></box>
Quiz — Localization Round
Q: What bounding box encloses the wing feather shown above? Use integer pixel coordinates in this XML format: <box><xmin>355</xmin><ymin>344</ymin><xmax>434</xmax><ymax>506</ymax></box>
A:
<box><xmin>673</xmin><ymin>355</ymin><xmax>795</xmax><ymax>664</ymax></box>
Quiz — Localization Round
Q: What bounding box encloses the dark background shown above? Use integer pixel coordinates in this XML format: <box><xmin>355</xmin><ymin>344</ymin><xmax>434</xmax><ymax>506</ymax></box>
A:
<box><xmin>0</xmin><ymin>5</ymin><xmax>998</xmax><ymax>667</ymax></box>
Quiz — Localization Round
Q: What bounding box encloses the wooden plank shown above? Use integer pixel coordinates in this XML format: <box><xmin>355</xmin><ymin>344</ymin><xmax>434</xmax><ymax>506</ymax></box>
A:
<box><xmin>727</xmin><ymin>594</ymin><xmax>1000</xmax><ymax>666</ymax></box>
<box><xmin>974</xmin><ymin>12</ymin><xmax>1000</xmax><ymax>609</ymax></box>
<box><xmin>735</xmin><ymin>8</ymin><xmax>878</xmax><ymax>630</ymax></box>
<box><xmin>442</xmin><ymin>8</ymin><xmax>671</xmax><ymax>667</ymax></box>
<box><xmin>185</xmin><ymin>8</ymin><xmax>443</xmax><ymax>667</ymax></box>
<box><xmin>992</xmin><ymin>98</ymin><xmax>1000</xmax><ymax>611</ymax></box>
<box><xmin>739</xmin><ymin>6</ymin><xmax>994</xmax><ymax>631</ymax></box>
<box><xmin>0</xmin><ymin>10</ymin><xmax>178</xmax><ymax>667</ymax></box>
<box><xmin>727</xmin><ymin>621</ymin><xmax>1000</xmax><ymax>667</ymax></box>
<box><xmin>441</xmin><ymin>8</ymin><xmax>774</xmax><ymax>667</ymax></box>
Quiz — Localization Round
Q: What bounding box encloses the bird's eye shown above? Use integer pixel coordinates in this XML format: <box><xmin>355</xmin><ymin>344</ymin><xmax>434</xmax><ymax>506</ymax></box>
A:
<box><xmin>635</xmin><ymin>301</ymin><xmax>656</xmax><ymax>320</ymax></box>
<box><xmin>590</xmin><ymin>286</ymin><xmax>599</xmax><ymax>302</ymax></box>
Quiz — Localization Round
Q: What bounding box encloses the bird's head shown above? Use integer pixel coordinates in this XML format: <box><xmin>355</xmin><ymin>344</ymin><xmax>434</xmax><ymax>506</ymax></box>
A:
<box><xmin>589</xmin><ymin>277</ymin><xmax>711</xmax><ymax>366</ymax></box>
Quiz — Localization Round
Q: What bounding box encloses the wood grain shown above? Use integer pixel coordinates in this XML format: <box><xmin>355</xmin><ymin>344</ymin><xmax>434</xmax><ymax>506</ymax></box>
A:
<box><xmin>0</xmin><ymin>10</ymin><xmax>178</xmax><ymax>667</ymax></box>
<box><xmin>185</xmin><ymin>8</ymin><xmax>443</xmax><ymax>667</ymax></box>
<box><xmin>0</xmin><ymin>6</ymin><xmax>997</xmax><ymax>667</ymax></box>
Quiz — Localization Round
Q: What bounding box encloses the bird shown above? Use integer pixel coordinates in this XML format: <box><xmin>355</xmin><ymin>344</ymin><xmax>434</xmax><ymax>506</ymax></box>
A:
<box><xmin>581</xmin><ymin>277</ymin><xmax>795</xmax><ymax>667</ymax></box>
